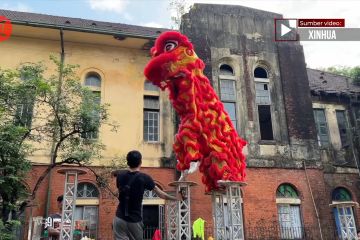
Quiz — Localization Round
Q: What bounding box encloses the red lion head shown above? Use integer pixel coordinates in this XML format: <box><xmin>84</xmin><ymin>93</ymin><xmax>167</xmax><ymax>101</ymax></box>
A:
<box><xmin>144</xmin><ymin>31</ymin><xmax>204</xmax><ymax>90</ymax></box>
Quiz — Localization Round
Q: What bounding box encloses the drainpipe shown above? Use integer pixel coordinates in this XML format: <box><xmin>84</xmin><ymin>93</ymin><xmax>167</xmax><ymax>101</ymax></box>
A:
<box><xmin>303</xmin><ymin>160</ymin><xmax>324</xmax><ymax>240</ymax></box>
<box><xmin>45</xmin><ymin>28</ymin><xmax>65</xmax><ymax>217</ymax></box>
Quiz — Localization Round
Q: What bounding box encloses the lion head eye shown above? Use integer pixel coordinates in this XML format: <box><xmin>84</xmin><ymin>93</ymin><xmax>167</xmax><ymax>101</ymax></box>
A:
<box><xmin>164</xmin><ymin>41</ymin><xmax>178</xmax><ymax>52</ymax></box>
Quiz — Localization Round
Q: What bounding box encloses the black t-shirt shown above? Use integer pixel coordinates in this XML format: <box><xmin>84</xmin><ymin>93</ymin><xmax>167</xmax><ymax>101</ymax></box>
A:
<box><xmin>116</xmin><ymin>170</ymin><xmax>155</xmax><ymax>222</ymax></box>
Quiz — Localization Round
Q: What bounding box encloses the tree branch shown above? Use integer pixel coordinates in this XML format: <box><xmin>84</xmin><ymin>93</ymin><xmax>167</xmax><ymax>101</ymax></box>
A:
<box><xmin>30</xmin><ymin>157</ymin><xmax>78</xmax><ymax>200</ymax></box>
<box><xmin>75</xmin><ymin>160</ymin><xmax>118</xmax><ymax>199</ymax></box>
<box><xmin>51</xmin><ymin>129</ymin><xmax>78</xmax><ymax>164</ymax></box>
<box><xmin>50</xmin><ymin>102</ymin><xmax>64</xmax><ymax>139</ymax></box>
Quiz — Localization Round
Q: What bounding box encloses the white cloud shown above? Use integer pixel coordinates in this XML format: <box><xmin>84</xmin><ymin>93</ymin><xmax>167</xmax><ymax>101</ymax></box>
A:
<box><xmin>142</xmin><ymin>22</ymin><xmax>164</xmax><ymax>28</ymax></box>
<box><xmin>88</xmin><ymin>0</ymin><xmax>128</xmax><ymax>14</ymax></box>
<box><xmin>0</xmin><ymin>2</ymin><xmax>32</xmax><ymax>12</ymax></box>
<box><xmin>123</xmin><ymin>12</ymin><xmax>133</xmax><ymax>21</ymax></box>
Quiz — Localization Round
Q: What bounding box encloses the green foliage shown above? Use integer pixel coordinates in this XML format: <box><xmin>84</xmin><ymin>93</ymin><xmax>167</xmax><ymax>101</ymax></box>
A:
<box><xmin>351</xmin><ymin>67</ymin><xmax>360</xmax><ymax>86</ymax></box>
<box><xmin>168</xmin><ymin>0</ymin><xmax>190</xmax><ymax>30</ymax></box>
<box><xmin>0</xmin><ymin>219</ymin><xmax>21</xmax><ymax>240</ymax></box>
<box><xmin>321</xmin><ymin>66</ymin><xmax>360</xmax><ymax>86</ymax></box>
<box><xmin>0</xmin><ymin>66</ymin><xmax>35</xmax><ymax>238</ymax></box>
<box><xmin>0</xmin><ymin>56</ymin><xmax>119</xmax><ymax>237</ymax></box>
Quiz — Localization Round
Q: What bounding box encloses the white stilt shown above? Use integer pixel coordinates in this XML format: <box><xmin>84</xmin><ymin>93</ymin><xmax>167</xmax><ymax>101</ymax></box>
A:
<box><xmin>167</xmin><ymin>181</ymin><xmax>197</xmax><ymax>240</ymax></box>
<box><xmin>212</xmin><ymin>181</ymin><xmax>246</xmax><ymax>240</ymax></box>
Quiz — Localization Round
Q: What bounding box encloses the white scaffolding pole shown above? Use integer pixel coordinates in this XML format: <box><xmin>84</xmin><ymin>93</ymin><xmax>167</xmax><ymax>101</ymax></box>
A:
<box><xmin>212</xmin><ymin>181</ymin><xmax>246</xmax><ymax>240</ymax></box>
<box><xmin>57</xmin><ymin>168</ymin><xmax>86</xmax><ymax>240</ymax></box>
<box><xmin>167</xmin><ymin>181</ymin><xmax>197</xmax><ymax>240</ymax></box>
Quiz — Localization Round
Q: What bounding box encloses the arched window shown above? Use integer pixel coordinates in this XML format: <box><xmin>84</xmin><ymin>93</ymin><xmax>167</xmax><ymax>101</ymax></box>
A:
<box><xmin>220</xmin><ymin>64</ymin><xmax>234</xmax><ymax>75</ymax></box>
<box><xmin>144</xmin><ymin>189</ymin><xmax>160</xmax><ymax>199</ymax></box>
<box><xmin>254</xmin><ymin>67</ymin><xmax>268</xmax><ymax>78</ymax></box>
<box><xmin>75</xmin><ymin>182</ymin><xmax>99</xmax><ymax>239</ymax></box>
<box><xmin>219</xmin><ymin>64</ymin><xmax>237</xmax><ymax>129</ymax></box>
<box><xmin>77</xmin><ymin>182</ymin><xmax>99</xmax><ymax>198</ymax></box>
<box><xmin>82</xmin><ymin>72</ymin><xmax>102</xmax><ymax>139</ymax></box>
<box><xmin>254</xmin><ymin>66</ymin><xmax>273</xmax><ymax>140</ymax></box>
<box><xmin>276</xmin><ymin>184</ymin><xmax>299</xmax><ymax>198</ymax></box>
<box><xmin>85</xmin><ymin>73</ymin><xmax>101</xmax><ymax>88</ymax></box>
<box><xmin>332</xmin><ymin>187</ymin><xmax>352</xmax><ymax>201</ymax></box>
<box><xmin>331</xmin><ymin>187</ymin><xmax>357</xmax><ymax>239</ymax></box>
<box><xmin>276</xmin><ymin>184</ymin><xmax>303</xmax><ymax>239</ymax></box>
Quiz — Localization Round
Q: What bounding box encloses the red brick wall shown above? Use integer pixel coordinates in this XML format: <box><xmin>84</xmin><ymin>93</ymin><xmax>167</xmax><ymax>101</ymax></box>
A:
<box><xmin>323</xmin><ymin>173</ymin><xmax>360</xmax><ymax>237</ymax></box>
<box><xmin>187</xmin><ymin>168</ymin><xmax>360</xmax><ymax>239</ymax></box>
<box><xmin>187</xmin><ymin>171</ymin><xmax>214</xmax><ymax>234</ymax></box>
<box><xmin>26</xmin><ymin>165</ymin><xmax>176</xmax><ymax>239</ymax></box>
<box><xmin>25</xmin><ymin>165</ymin><xmax>360</xmax><ymax>239</ymax></box>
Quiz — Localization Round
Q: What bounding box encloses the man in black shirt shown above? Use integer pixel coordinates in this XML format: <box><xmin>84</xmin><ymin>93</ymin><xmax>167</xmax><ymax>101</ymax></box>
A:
<box><xmin>113</xmin><ymin>150</ymin><xmax>182</xmax><ymax>240</ymax></box>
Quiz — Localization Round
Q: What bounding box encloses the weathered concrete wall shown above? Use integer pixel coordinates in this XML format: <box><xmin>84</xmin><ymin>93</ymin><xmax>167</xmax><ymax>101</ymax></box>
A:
<box><xmin>311</xmin><ymin>101</ymin><xmax>359</xmax><ymax>171</ymax></box>
<box><xmin>180</xmin><ymin>4</ymin><xmax>360</xmax><ymax>238</ymax></box>
<box><xmin>277</xmin><ymin>42</ymin><xmax>320</xmax><ymax>166</ymax></box>
<box><xmin>277</xmin><ymin>43</ymin><xmax>317</xmax><ymax>142</ymax></box>
<box><xmin>181</xmin><ymin>3</ymin><xmax>319</xmax><ymax>168</ymax></box>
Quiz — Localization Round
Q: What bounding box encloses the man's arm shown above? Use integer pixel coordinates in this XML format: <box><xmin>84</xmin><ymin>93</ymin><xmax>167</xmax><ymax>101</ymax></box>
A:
<box><xmin>153</xmin><ymin>185</ymin><xmax>184</xmax><ymax>201</ymax></box>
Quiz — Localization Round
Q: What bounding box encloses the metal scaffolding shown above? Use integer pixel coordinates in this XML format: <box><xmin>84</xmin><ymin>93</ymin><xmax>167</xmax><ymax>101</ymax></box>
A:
<box><xmin>212</xmin><ymin>181</ymin><xmax>246</xmax><ymax>240</ymax></box>
<box><xmin>57</xmin><ymin>168</ymin><xmax>86</xmax><ymax>240</ymax></box>
<box><xmin>167</xmin><ymin>181</ymin><xmax>197</xmax><ymax>240</ymax></box>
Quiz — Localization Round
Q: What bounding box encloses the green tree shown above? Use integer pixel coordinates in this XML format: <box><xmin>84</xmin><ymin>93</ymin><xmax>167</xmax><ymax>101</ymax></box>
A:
<box><xmin>322</xmin><ymin>66</ymin><xmax>360</xmax><ymax>86</ymax></box>
<box><xmin>168</xmin><ymin>0</ymin><xmax>190</xmax><ymax>30</ymax></box>
<box><xmin>0</xmin><ymin>57</ymin><xmax>121</xmax><ymax>239</ymax></box>
<box><xmin>0</xmin><ymin>65</ymin><xmax>40</xmax><ymax>239</ymax></box>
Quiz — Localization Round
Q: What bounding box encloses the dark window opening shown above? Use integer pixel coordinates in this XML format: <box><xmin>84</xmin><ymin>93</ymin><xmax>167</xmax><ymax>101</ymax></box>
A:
<box><xmin>258</xmin><ymin>105</ymin><xmax>273</xmax><ymax>140</ymax></box>
<box><xmin>14</xmin><ymin>102</ymin><xmax>34</xmax><ymax>128</ymax></box>
<box><xmin>332</xmin><ymin>187</ymin><xmax>352</xmax><ymax>202</ymax></box>
<box><xmin>142</xmin><ymin>205</ymin><xmax>165</xmax><ymax>240</ymax></box>
<box><xmin>219</xmin><ymin>64</ymin><xmax>234</xmax><ymax>75</ymax></box>
<box><xmin>254</xmin><ymin>67</ymin><xmax>268</xmax><ymax>78</ymax></box>
<box><xmin>313</xmin><ymin>109</ymin><xmax>329</xmax><ymax>147</ymax></box>
<box><xmin>143</xmin><ymin>205</ymin><xmax>159</xmax><ymax>229</ymax></box>
<box><xmin>336</xmin><ymin>110</ymin><xmax>349</xmax><ymax>147</ymax></box>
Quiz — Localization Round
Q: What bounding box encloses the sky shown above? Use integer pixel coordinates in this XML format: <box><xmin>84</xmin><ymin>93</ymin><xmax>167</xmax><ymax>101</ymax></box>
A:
<box><xmin>0</xmin><ymin>0</ymin><xmax>359</xmax><ymax>69</ymax></box>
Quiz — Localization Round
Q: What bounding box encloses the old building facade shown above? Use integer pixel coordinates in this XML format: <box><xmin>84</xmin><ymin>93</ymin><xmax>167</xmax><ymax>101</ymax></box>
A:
<box><xmin>181</xmin><ymin>3</ymin><xmax>360</xmax><ymax>240</ymax></box>
<box><xmin>0</xmin><ymin>9</ymin><xmax>177</xmax><ymax>240</ymax></box>
<box><xmin>0</xmin><ymin>3</ymin><xmax>359</xmax><ymax>240</ymax></box>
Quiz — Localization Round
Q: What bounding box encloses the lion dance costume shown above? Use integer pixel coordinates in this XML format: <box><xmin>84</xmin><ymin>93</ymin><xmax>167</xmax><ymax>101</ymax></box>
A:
<box><xmin>144</xmin><ymin>31</ymin><xmax>246</xmax><ymax>192</ymax></box>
